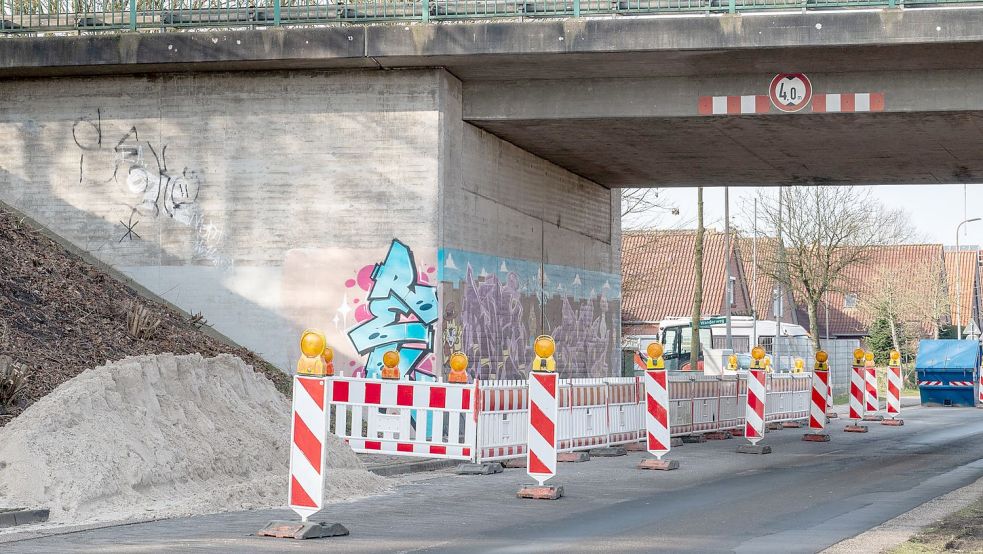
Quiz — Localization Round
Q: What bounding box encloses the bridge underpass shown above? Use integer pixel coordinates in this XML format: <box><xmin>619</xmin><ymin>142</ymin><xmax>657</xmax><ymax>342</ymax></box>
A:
<box><xmin>1</xmin><ymin>8</ymin><xmax>981</xmax><ymax>377</ymax></box>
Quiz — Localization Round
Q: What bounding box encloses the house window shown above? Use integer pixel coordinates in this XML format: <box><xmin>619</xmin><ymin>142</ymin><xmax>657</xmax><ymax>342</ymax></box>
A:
<box><xmin>844</xmin><ymin>293</ymin><xmax>858</xmax><ymax>309</ymax></box>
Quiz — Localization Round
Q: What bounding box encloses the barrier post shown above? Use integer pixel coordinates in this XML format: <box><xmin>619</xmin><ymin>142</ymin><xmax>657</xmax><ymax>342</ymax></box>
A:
<box><xmin>455</xmin><ymin>352</ymin><xmax>504</xmax><ymax>475</ymax></box>
<box><xmin>737</xmin><ymin>346</ymin><xmax>771</xmax><ymax>454</ymax></box>
<box><xmin>826</xmin><ymin>356</ymin><xmax>838</xmax><ymax>419</ymax></box>
<box><xmin>803</xmin><ymin>350</ymin><xmax>831</xmax><ymax>442</ymax></box>
<box><xmin>845</xmin><ymin>348</ymin><xmax>869</xmax><ymax>433</ymax></box>
<box><xmin>518</xmin><ymin>335</ymin><xmax>563</xmax><ymax>500</ymax></box>
<box><xmin>258</xmin><ymin>331</ymin><xmax>348</xmax><ymax>540</ymax></box>
<box><xmin>639</xmin><ymin>343</ymin><xmax>679</xmax><ymax>470</ymax></box>
<box><xmin>862</xmin><ymin>351</ymin><xmax>884</xmax><ymax>422</ymax></box>
<box><xmin>882</xmin><ymin>349</ymin><xmax>905</xmax><ymax>426</ymax></box>
<box><xmin>781</xmin><ymin>358</ymin><xmax>806</xmax><ymax>428</ymax></box>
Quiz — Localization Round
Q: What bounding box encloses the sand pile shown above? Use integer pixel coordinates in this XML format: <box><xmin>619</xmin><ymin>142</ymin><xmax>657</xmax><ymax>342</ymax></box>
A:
<box><xmin>0</xmin><ymin>353</ymin><xmax>388</xmax><ymax>524</ymax></box>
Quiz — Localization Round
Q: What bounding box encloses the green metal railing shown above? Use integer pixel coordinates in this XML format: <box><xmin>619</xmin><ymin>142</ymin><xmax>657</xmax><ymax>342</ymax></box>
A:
<box><xmin>0</xmin><ymin>0</ymin><xmax>963</xmax><ymax>34</ymax></box>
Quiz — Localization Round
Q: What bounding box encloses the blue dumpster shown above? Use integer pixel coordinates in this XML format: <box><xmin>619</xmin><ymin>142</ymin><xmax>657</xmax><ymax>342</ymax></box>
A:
<box><xmin>915</xmin><ymin>340</ymin><xmax>980</xmax><ymax>407</ymax></box>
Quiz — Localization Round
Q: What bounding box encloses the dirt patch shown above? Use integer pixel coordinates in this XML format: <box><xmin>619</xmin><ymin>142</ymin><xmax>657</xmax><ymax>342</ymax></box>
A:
<box><xmin>890</xmin><ymin>496</ymin><xmax>983</xmax><ymax>553</ymax></box>
<box><xmin>0</xmin><ymin>207</ymin><xmax>290</xmax><ymax>423</ymax></box>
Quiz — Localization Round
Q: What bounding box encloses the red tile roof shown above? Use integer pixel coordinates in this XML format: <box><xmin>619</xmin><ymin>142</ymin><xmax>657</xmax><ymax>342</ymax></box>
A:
<box><xmin>736</xmin><ymin>236</ymin><xmax>798</xmax><ymax>326</ymax></box>
<box><xmin>622</xmin><ymin>230</ymin><xmax>749</xmax><ymax>324</ymax></box>
<box><xmin>944</xmin><ymin>250</ymin><xmax>980</xmax><ymax>327</ymax></box>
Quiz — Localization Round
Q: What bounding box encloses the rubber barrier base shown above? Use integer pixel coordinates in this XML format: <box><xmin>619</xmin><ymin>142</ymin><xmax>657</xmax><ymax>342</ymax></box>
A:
<box><xmin>517</xmin><ymin>484</ymin><xmax>564</xmax><ymax>500</ymax></box>
<box><xmin>802</xmin><ymin>433</ymin><xmax>831</xmax><ymax>442</ymax></box>
<box><xmin>638</xmin><ymin>458</ymin><xmax>680</xmax><ymax>471</ymax></box>
<box><xmin>589</xmin><ymin>447</ymin><xmax>627</xmax><ymax>457</ymax></box>
<box><xmin>256</xmin><ymin>521</ymin><xmax>349</xmax><ymax>540</ymax></box>
<box><xmin>704</xmin><ymin>431</ymin><xmax>733</xmax><ymax>440</ymax></box>
<box><xmin>826</xmin><ymin>412</ymin><xmax>839</xmax><ymax>419</ymax></box>
<box><xmin>671</xmin><ymin>437</ymin><xmax>685</xmax><ymax>447</ymax></box>
<box><xmin>766</xmin><ymin>422</ymin><xmax>783</xmax><ymax>431</ymax></box>
<box><xmin>557</xmin><ymin>452</ymin><xmax>590</xmax><ymax>463</ymax></box>
<box><xmin>456</xmin><ymin>462</ymin><xmax>504</xmax><ymax>475</ymax></box>
<box><xmin>682</xmin><ymin>434</ymin><xmax>707</xmax><ymax>444</ymax></box>
<box><xmin>844</xmin><ymin>424</ymin><xmax>869</xmax><ymax>433</ymax></box>
<box><xmin>862</xmin><ymin>414</ymin><xmax>885</xmax><ymax>421</ymax></box>
<box><xmin>736</xmin><ymin>444</ymin><xmax>772</xmax><ymax>455</ymax></box>
<box><xmin>781</xmin><ymin>421</ymin><xmax>802</xmax><ymax>429</ymax></box>
<box><xmin>502</xmin><ymin>458</ymin><xmax>527</xmax><ymax>468</ymax></box>
<box><xmin>881</xmin><ymin>418</ymin><xmax>905</xmax><ymax>426</ymax></box>
<box><xmin>623</xmin><ymin>441</ymin><xmax>647</xmax><ymax>452</ymax></box>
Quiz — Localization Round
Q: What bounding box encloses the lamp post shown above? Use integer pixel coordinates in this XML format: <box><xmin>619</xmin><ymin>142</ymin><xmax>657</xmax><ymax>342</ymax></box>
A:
<box><xmin>956</xmin><ymin>217</ymin><xmax>981</xmax><ymax>340</ymax></box>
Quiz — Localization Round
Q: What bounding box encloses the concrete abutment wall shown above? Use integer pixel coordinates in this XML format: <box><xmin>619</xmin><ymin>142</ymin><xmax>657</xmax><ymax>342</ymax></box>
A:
<box><xmin>0</xmin><ymin>68</ymin><xmax>620</xmax><ymax>379</ymax></box>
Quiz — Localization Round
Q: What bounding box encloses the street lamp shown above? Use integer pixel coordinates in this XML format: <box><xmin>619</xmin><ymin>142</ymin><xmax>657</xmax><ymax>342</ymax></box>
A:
<box><xmin>956</xmin><ymin>217</ymin><xmax>981</xmax><ymax>340</ymax></box>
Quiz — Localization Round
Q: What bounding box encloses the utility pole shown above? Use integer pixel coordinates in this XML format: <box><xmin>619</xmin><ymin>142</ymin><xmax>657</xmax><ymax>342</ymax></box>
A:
<box><xmin>725</xmin><ymin>186</ymin><xmax>733</xmax><ymax>351</ymax></box>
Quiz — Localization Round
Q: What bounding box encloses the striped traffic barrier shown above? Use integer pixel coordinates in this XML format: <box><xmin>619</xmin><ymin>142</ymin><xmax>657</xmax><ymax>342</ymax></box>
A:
<box><xmin>639</xmin><ymin>343</ymin><xmax>678</xmax><ymax>470</ymax></box>
<box><xmin>258</xmin><ymin>331</ymin><xmax>348</xmax><ymax>540</ymax></box>
<box><xmin>862</xmin><ymin>352</ymin><xmax>884</xmax><ymax>421</ymax></box>
<box><xmin>845</xmin><ymin>348</ymin><xmax>869</xmax><ymax>433</ymax></box>
<box><xmin>980</xmin><ymin>368</ymin><xmax>983</xmax><ymax>408</ymax></box>
<box><xmin>826</xmin><ymin>369</ymin><xmax>838</xmax><ymax>419</ymax></box>
<box><xmin>883</xmin><ymin>350</ymin><xmax>904</xmax><ymax>426</ymax></box>
<box><xmin>804</xmin><ymin>351</ymin><xmax>831</xmax><ymax>442</ymax></box>
<box><xmin>737</xmin><ymin>346</ymin><xmax>771</xmax><ymax>454</ymax></box>
<box><xmin>518</xmin><ymin>335</ymin><xmax>563</xmax><ymax>500</ymax></box>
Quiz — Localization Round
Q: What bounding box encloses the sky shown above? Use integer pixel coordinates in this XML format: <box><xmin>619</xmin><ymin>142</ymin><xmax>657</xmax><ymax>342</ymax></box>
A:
<box><xmin>627</xmin><ymin>184</ymin><xmax>983</xmax><ymax>249</ymax></box>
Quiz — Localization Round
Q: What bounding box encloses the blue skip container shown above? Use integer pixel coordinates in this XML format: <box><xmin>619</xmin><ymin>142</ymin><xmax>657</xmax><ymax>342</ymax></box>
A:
<box><xmin>915</xmin><ymin>339</ymin><xmax>980</xmax><ymax>407</ymax></box>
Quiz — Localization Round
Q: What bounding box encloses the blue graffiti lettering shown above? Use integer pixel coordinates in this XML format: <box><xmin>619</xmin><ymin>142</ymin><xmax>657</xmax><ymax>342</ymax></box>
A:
<box><xmin>348</xmin><ymin>239</ymin><xmax>438</xmax><ymax>379</ymax></box>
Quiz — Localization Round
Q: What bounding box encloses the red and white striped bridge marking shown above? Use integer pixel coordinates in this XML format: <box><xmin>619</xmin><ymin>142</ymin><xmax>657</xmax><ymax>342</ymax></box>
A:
<box><xmin>809</xmin><ymin>370</ymin><xmax>829</xmax><ymax>432</ymax></box>
<box><xmin>289</xmin><ymin>376</ymin><xmax>327</xmax><ymax>521</ymax></box>
<box><xmin>645</xmin><ymin>368</ymin><xmax>671</xmax><ymax>459</ymax></box>
<box><xmin>527</xmin><ymin>372</ymin><xmax>558</xmax><ymax>487</ymax></box>
<box><xmin>812</xmin><ymin>93</ymin><xmax>885</xmax><ymax>113</ymax></box>
<box><xmin>886</xmin><ymin>364</ymin><xmax>902</xmax><ymax>416</ymax></box>
<box><xmin>864</xmin><ymin>367</ymin><xmax>878</xmax><ymax>414</ymax></box>
<box><xmin>745</xmin><ymin>369</ymin><xmax>766</xmax><ymax>445</ymax></box>
<box><xmin>849</xmin><ymin>366</ymin><xmax>865</xmax><ymax>420</ymax></box>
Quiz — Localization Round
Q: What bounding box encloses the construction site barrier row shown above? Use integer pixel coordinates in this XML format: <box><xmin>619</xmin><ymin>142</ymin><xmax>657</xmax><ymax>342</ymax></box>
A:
<box><xmin>324</xmin><ymin>373</ymin><xmax>812</xmax><ymax>464</ymax></box>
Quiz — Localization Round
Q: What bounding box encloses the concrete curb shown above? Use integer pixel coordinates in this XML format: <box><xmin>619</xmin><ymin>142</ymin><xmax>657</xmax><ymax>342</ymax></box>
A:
<box><xmin>365</xmin><ymin>458</ymin><xmax>460</xmax><ymax>477</ymax></box>
<box><xmin>822</xmin><ymin>474</ymin><xmax>983</xmax><ymax>554</ymax></box>
<box><xmin>0</xmin><ymin>509</ymin><xmax>49</xmax><ymax>528</ymax></box>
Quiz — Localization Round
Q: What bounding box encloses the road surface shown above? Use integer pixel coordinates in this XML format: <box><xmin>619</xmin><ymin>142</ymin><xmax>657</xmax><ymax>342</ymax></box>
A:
<box><xmin>5</xmin><ymin>405</ymin><xmax>983</xmax><ymax>553</ymax></box>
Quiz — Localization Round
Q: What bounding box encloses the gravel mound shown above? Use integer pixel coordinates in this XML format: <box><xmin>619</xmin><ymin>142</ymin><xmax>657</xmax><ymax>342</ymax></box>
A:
<box><xmin>0</xmin><ymin>353</ymin><xmax>387</xmax><ymax>524</ymax></box>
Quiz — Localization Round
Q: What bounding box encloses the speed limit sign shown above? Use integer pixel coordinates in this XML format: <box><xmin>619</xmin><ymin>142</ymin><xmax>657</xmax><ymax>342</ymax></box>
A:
<box><xmin>769</xmin><ymin>73</ymin><xmax>812</xmax><ymax>112</ymax></box>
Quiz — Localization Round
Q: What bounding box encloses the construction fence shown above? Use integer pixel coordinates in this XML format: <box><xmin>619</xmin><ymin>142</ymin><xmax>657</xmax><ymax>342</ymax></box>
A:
<box><xmin>324</xmin><ymin>372</ymin><xmax>812</xmax><ymax>464</ymax></box>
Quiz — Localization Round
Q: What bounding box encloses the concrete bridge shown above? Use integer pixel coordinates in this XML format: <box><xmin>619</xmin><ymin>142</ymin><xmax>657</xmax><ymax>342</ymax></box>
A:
<box><xmin>1</xmin><ymin>8</ymin><xmax>981</xmax><ymax>374</ymax></box>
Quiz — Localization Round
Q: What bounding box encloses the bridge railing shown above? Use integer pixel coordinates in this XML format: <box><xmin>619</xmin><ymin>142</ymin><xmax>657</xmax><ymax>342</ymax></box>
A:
<box><xmin>0</xmin><ymin>0</ymin><xmax>936</xmax><ymax>33</ymax></box>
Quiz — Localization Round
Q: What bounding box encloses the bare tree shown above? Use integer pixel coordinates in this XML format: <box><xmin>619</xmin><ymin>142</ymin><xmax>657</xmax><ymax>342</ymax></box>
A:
<box><xmin>749</xmin><ymin>186</ymin><xmax>910</xmax><ymax>351</ymax></box>
<box><xmin>864</xmin><ymin>256</ymin><xmax>949</xmax><ymax>352</ymax></box>
<box><xmin>620</xmin><ymin>188</ymin><xmax>681</xmax><ymax>300</ymax></box>
<box><xmin>690</xmin><ymin>187</ymin><xmax>705</xmax><ymax>371</ymax></box>
<box><xmin>621</xmin><ymin>188</ymin><xmax>679</xmax><ymax>231</ymax></box>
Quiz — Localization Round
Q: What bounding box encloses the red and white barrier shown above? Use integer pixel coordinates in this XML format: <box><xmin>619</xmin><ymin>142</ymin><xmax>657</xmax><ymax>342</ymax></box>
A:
<box><xmin>809</xmin><ymin>371</ymin><xmax>829</xmax><ymax>431</ymax></box>
<box><xmin>558</xmin><ymin>379</ymin><xmax>608</xmax><ymax>451</ymax></box>
<box><xmin>744</xmin><ymin>369</ymin><xmax>766</xmax><ymax>445</ymax></box>
<box><xmin>527</xmin><ymin>372</ymin><xmax>559</xmax><ymax>486</ymax></box>
<box><xmin>645</xmin><ymin>368</ymin><xmax>671</xmax><ymax>459</ymax></box>
<box><xmin>328</xmin><ymin>377</ymin><xmax>476</xmax><ymax>460</ymax></box>
<box><xmin>864</xmin><ymin>367</ymin><xmax>878</xmax><ymax>414</ymax></box>
<box><xmin>979</xmin><ymin>371</ymin><xmax>983</xmax><ymax>407</ymax></box>
<box><xmin>849</xmin><ymin>366</ymin><xmax>865</xmax><ymax>420</ymax></box>
<box><xmin>886</xmin><ymin>364</ymin><xmax>902</xmax><ymax>416</ymax></box>
<box><xmin>289</xmin><ymin>376</ymin><xmax>327</xmax><ymax>521</ymax></box>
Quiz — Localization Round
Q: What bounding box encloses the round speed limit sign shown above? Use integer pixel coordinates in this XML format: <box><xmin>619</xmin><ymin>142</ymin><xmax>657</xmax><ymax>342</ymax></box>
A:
<box><xmin>769</xmin><ymin>73</ymin><xmax>812</xmax><ymax>112</ymax></box>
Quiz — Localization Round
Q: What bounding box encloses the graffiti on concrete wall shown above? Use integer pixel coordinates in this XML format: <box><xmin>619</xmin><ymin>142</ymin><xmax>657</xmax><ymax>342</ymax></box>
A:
<box><xmin>72</xmin><ymin>109</ymin><xmax>230</xmax><ymax>267</ymax></box>
<box><xmin>440</xmin><ymin>248</ymin><xmax>620</xmax><ymax>380</ymax></box>
<box><xmin>346</xmin><ymin>240</ymin><xmax>439</xmax><ymax>380</ymax></box>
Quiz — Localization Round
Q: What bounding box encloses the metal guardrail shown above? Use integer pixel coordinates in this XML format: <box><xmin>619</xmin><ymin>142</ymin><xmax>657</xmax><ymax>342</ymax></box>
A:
<box><xmin>0</xmin><ymin>0</ymin><xmax>962</xmax><ymax>35</ymax></box>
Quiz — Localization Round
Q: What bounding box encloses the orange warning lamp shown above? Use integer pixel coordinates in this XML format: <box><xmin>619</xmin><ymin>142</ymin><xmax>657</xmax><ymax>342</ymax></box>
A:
<box><xmin>448</xmin><ymin>352</ymin><xmax>469</xmax><ymax>383</ymax></box>
<box><xmin>532</xmin><ymin>335</ymin><xmax>557</xmax><ymax>372</ymax></box>
<box><xmin>750</xmin><ymin>345</ymin><xmax>766</xmax><ymax>370</ymax></box>
<box><xmin>889</xmin><ymin>350</ymin><xmax>901</xmax><ymax>364</ymax></box>
<box><xmin>297</xmin><ymin>329</ymin><xmax>327</xmax><ymax>377</ymax></box>
<box><xmin>727</xmin><ymin>354</ymin><xmax>738</xmax><ymax>371</ymax></box>
<box><xmin>645</xmin><ymin>342</ymin><xmax>665</xmax><ymax>370</ymax></box>
<box><xmin>853</xmin><ymin>348</ymin><xmax>865</xmax><ymax>366</ymax></box>
<box><xmin>864</xmin><ymin>351</ymin><xmax>875</xmax><ymax>367</ymax></box>
<box><xmin>793</xmin><ymin>358</ymin><xmax>805</xmax><ymax>373</ymax></box>
<box><xmin>815</xmin><ymin>350</ymin><xmax>829</xmax><ymax>372</ymax></box>
<box><xmin>321</xmin><ymin>346</ymin><xmax>335</xmax><ymax>377</ymax></box>
<box><xmin>381</xmin><ymin>350</ymin><xmax>401</xmax><ymax>380</ymax></box>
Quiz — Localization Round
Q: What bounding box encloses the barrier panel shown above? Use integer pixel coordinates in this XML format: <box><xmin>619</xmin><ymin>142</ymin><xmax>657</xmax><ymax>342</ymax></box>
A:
<box><xmin>327</xmin><ymin>377</ymin><xmax>476</xmax><ymax>461</ymax></box>
<box><xmin>326</xmin><ymin>372</ymin><xmax>811</xmax><ymax>464</ymax></box>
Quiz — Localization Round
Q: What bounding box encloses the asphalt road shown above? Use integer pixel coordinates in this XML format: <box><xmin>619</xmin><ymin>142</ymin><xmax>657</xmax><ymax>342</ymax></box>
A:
<box><xmin>5</xmin><ymin>405</ymin><xmax>983</xmax><ymax>553</ymax></box>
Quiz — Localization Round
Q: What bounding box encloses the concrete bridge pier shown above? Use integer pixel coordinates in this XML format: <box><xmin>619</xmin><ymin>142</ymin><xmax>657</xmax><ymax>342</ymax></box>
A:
<box><xmin>0</xmin><ymin>68</ymin><xmax>621</xmax><ymax>379</ymax></box>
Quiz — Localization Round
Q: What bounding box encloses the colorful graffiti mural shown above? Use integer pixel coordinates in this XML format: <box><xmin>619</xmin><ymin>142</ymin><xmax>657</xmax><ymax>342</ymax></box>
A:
<box><xmin>439</xmin><ymin>248</ymin><xmax>620</xmax><ymax>380</ymax></box>
<box><xmin>347</xmin><ymin>240</ymin><xmax>439</xmax><ymax>380</ymax></box>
